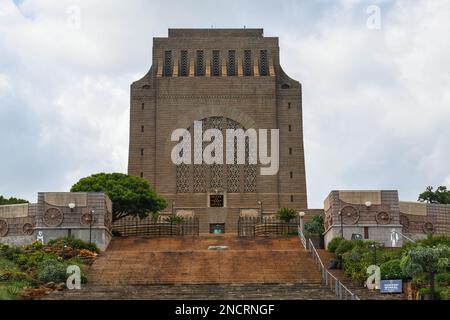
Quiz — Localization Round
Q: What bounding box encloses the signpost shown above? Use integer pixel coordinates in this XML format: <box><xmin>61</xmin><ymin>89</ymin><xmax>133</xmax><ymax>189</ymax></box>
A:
<box><xmin>380</xmin><ymin>280</ymin><xmax>403</xmax><ymax>293</ymax></box>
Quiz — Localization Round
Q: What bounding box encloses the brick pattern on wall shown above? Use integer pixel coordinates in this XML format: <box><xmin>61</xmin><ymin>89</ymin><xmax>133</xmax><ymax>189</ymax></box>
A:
<box><xmin>400</xmin><ymin>203</ymin><xmax>450</xmax><ymax>235</ymax></box>
<box><xmin>128</xmin><ymin>29</ymin><xmax>308</xmax><ymax>213</ymax></box>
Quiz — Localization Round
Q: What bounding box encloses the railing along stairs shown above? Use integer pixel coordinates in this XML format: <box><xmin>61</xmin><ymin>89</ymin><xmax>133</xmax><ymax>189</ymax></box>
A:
<box><xmin>298</xmin><ymin>226</ymin><xmax>360</xmax><ymax>300</ymax></box>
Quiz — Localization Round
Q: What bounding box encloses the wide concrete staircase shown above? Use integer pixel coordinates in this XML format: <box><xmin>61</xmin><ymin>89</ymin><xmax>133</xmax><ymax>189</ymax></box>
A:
<box><xmin>46</xmin><ymin>235</ymin><xmax>338</xmax><ymax>300</ymax></box>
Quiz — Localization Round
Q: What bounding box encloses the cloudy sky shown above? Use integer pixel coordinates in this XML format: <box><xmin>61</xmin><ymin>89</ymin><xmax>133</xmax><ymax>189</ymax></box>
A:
<box><xmin>0</xmin><ymin>0</ymin><xmax>449</xmax><ymax>207</ymax></box>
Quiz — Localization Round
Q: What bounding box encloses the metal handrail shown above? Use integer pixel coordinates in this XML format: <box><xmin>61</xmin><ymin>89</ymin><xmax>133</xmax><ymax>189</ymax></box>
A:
<box><xmin>298</xmin><ymin>228</ymin><xmax>360</xmax><ymax>300</ymax></box>
<box><xmin>298</xmin><ymin>226</ymin><xmax>307</xmax><ymax>249</ymax></box>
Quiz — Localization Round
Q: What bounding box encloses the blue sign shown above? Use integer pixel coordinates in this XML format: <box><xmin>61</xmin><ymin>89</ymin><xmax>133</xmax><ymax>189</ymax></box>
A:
<box><xmin>380</xmin><ymin>280</ymin><xmax>403</xmax><ymax>293</ymax></box>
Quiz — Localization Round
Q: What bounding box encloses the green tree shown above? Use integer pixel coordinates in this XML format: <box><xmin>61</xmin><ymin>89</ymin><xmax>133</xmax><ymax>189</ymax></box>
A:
<box><xmin>401</xmin><ymin>245</ymin><xmax>450</xmax><ymax>299</ymax></box>
<box><xmin>418</xmin><ymin>186</ymin><xmax>450</xmax><ymax>204</ymax></box>
<box><xmin>0</xmin><ymin>196</ymin><xmax>29</xmax><ymax>205</ymax></box>
<box><xmin>70</xmin><ymin>173</ymin><xmax>167</xmax><ymax>221</ymax></box>
<box><xmin>277</xmin><ymin>208</ymin><xmax>297</xmax><ymax>222</ymax></box>
<box><xmin>304</xmin><ymin>215</ymin><xmax>324</xmax><ymax>236</ymax></box>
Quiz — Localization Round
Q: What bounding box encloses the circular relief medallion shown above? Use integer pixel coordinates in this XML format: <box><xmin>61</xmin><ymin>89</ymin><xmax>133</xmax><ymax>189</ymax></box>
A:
<box><xmin>376</xmin><ymin>212</ymin><xmax>391</xmax><ymax>225</ymax></box>
<box><xmin>341</xmin><ymin>206</ymin><xmax>360</xmax><ymax>225</ymax></box>
<box><xmin>423</xmin><ymin>222</ymin><xmax>434</xmax><ymax>234</ymax></box>
<box><xmin>22</xmin><ymin>223</ymin><xmax>34</xmax><ymax>235</ymax></box>
<box><xmin>43</xmin><ymin>208</ymin><xmax>63</xmax><ymax>227</ymax></box>
<box><xmin>400</xmin><ymin>214</ymin><xmax>409</xmax><ymax>229</ymax></box>
<box><xmin>0</xmin><ymin>219</ymin><xmax>9</xmax><ymax>237</ymax></box>
<box><xmin>80</xmin><ymin>213</ymin><xmax>94</xmax><ymax>226</ymax></box>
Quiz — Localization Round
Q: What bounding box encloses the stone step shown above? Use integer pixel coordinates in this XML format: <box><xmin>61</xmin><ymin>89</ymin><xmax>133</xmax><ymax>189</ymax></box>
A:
<box><xmin>44</xmin><ymin>283</ymin><xmax>338</xmax><ymax>300</ymax></box>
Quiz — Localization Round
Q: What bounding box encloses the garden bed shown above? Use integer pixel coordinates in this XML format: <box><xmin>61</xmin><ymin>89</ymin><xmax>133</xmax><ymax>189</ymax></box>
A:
<box><xmin>0</xmin><ymin>237</ymin><xmax>98</xmax><ymax>300</ymax></box>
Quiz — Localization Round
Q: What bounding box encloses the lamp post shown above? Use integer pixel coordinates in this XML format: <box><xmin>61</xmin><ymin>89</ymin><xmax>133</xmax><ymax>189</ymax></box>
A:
<box><xmin>338</xmin><ymin>210</ymin><xmax>344</xmax><ymax>239</ymax></box>
<box><xmin>68</xmin><ymin>202</ymin><xmax>76</xmax><ymax>212</ymax></box>
<box><xmin>299</xmin><ymin>211</ymin><xmax>306</xmax><ymax>233</ymax></box>
<box><xmin>257</xmin><ymin>201</ymin><xmax>263</xmax><ymax>219</ymax></box>
<box><xmin>89</xmin><ymin>210</ymin><xmax>95</xmax><ymax>245</ymax></box>
<box><xmin>371</xmin><ymin>243</ymin><xmax>378</xmax><ymax>265</ymax></box>
<box><xmin>68</xmin><ymin>203</ymin><xmax>76</xmax><ymax>238</ymax></box>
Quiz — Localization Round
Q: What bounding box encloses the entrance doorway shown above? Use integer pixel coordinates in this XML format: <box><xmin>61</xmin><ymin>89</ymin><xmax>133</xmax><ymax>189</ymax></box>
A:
<box><xmin>210</xmin><ymin>223</ymin><xmax>225</xmax><ymax>234</ymax></box>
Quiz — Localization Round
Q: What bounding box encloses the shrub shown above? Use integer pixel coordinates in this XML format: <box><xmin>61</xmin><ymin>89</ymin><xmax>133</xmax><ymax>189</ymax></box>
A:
<box><xmin>0</xmin><ymin>246</ymin><xmax>23</xmax><ymax>260</ymax></box>
<box><xmin>151</xmin><ymin>211</ymin><xmax>160</xmax><ymax>222</ymax></box>
<box><xmin>335</xmin><ymin>240</ymin><xmax>356</xmax><ymax>260</ymax></box>
<box><xmin>417</xmin><ymin>235</ymin><xmax>450</xmax><ymax>247</ymax></box>
<box><xmin>47</xmin><ymin>236</ymin><xmax>99</xmax><ymax>253</ymax></box>
<box><xmin>435</xmin><ymin>273</ymin><xmax>450</xmax><ymax>287</ymax></box>
<box><xmin>165</xmin><ymin>215</ymin><xmax>185</xmax><ymax>224</ymax></box>
<box><xmin>304</xmin><ymin>215</ymin><xmax>324</xmax><ymax>236</ymax></box>
<box><xmin>439</xmin><ymin>286</ymin><xmax>450</xmax><ymax>300</ymax></box>
<box><xmin>327</xmin><ymin>237</ymin><xmax>344</xmax><ymax>253</ymax></box>
<box><xmin>277</xmin><ymin>208</ymin><xmax>297</xmax><ymax>222</ymax></box>
<box><xmin>31</xmin><ymin>240</ymin><xmax>43</xmax><ymax>250</ymax></box>
<box><xmin>341</xmin><ymin>247</ymin><xmax>372</xmax><ymax>284</ymax></box>
<box><xmin>380</xmin><ymin>259</ymin><xmax>404</xmax><ymax>280</ymax></box>
<box><xmin>37</xmin><ymin>259</ymin><xmax>67</xmax><ymax>284</ymax></box>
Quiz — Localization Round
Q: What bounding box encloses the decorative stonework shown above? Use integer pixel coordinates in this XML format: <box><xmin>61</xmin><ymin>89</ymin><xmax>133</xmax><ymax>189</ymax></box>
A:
<box><xmin>176</xmin><ymin>163</ymin><xmax>190</xmax><ymax>193</ymax></box>
<box><xmin>43</xmin><ymin>208</ymin><xmax>64</xmax><ymax>227</ymax></box>
<box><xmin>22</xmin><ymin>223</ymin><xmax>34</xmax><ymax>235</ymax></box>
<box><xmin>341</xmin><ymin>205</ymin><xmax>360</xmax><ymax>225</ymax></box>
<box><xmin>423</xmin><ymin>222</ymin><xmax>434</xmax><ymax>234</ymax></box>
<box><xmin>175</xmin><ymin>116</ymin><xmax>257</xmax><ymax>194</ymax></box>
<box><xmin>400</xmin><ymin>214</ymin><xmax>410</xmax><ymax>230</ymax></box>
<box><xmin>0</xmin><ymin>219</ymin><xmax>9</xmax><ymax>237</ymax></box>
<box><xmin>80</xmin><ymin>213</ymin><xmax>94</xmax><ymax>226</ymax></box>
<box><xmin>193</xmin><ymin>165</ymin><xmax>207</xmax><ymax>193</ymax></box>
<box><xmin>244</xmin><ymin>165</ymin><xmax>257</xmax><ymax>193</ymax></box>
<box><xmin>376</xmin><ymin>212</ymin><xmax>391</xmax><ymax>225</ymax></box>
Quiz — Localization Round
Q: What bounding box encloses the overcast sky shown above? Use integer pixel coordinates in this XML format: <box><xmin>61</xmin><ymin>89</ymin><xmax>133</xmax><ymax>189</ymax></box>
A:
<box><xmin>0</xmin><ymin>0</ymin><xmax>449</xmax><ymax>208</ymax></box>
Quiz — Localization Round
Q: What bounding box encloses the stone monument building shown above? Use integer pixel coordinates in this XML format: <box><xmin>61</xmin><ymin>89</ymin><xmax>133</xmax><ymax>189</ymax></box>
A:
<box><xmin>128</xmin><ymin>29</ymin><xmax>308</xmax><ymax>232</ymax></box>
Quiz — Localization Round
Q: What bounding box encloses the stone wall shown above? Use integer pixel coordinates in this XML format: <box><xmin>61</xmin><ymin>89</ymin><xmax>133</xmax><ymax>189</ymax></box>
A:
<box><xmin>0</xmin><ymin>203</ymin><xmax>36</xmax><ymax>246</ymax></box>
<box><xmin>0</xmin><ymin>193</ymin><xmax>113</xmax><ymax>251</ymax></box>
<box><xmin>323</xmin><ymin>190</ymin><xmax>403</xmax><ymax>248</ymax></box>
<box><xmin>128</xmin><ymin>28</ymin><xmax>308</xmax><ymax>216</ymax></box>
<box><xmin>399</xmin><ymin>201</ymin><xmax>450</xmax><ymax>238</ymax></box>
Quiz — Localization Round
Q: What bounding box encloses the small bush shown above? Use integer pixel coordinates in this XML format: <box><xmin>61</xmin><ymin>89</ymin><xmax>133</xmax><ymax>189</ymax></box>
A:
<box><xmin>37</xmin><ymin>259</ymin><xmax>67</xmax><ymax>284</ymax></box>
<box><xmin>31</xmin><ymin>240</ymin><xmax>43</xmax><ymax>250</ymax></box>
<box><xmin>380</xmin><ymin>259</ymin><xmax>404</xmax><ymax>280</ymax></box>
<box><xmin>417</xmin><ymin>235</ymin><xmax>450</xmax><ymax>247</ymax></box>
<box><xmin>304</xmin><ymin>215</ymin><xmax>324</xmax><ymax>236</ymax></box>
<box><xmin>47</xmin><ymin>236</ymin><xmax>99</xmax><ymax>253</ymax></box>
<box><xmin>327</xmin><ymin>237</ymin><xmax>344</xmax><ymax>253</ymax></box>
<box><xmin>435</xmin><ymin>273</ymin><xmax>450</xmax><ymax>287</ymax></box>
<box><xmin>165</xmin><ymin>215</ymin><xmax>185</xmax><ymax>224</ymax></box>
<box><xmin>439</xmin><ymin>286</ymin><xmax>450</xmax><ymax>300</ymax></box>
<box><xmin>341</xmin><ymin>247</ymin><xmax>372</xmax><ymax>284</ymax></box>
<box><xmin>335</xmin><ymin>240</ymin><xmax>356</xmax><ymax>260</ymax></box>
<box><xmin>277</xmin><ymin>208</ymin><xmax>297</xmax><ymax>222</ymax></box>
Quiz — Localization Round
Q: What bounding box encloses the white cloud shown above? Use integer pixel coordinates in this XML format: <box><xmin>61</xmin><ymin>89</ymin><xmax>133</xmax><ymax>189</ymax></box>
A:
<box><xmin>0</xmin><ymin>73</ymin><xmax>12</xmax><ymax>96</ymax></box>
